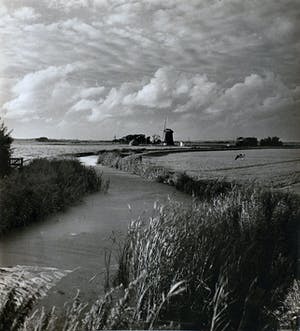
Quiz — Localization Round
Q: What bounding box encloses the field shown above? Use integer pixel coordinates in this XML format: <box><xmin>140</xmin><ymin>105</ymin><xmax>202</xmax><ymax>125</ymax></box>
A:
<box><xmin>145</xmin><ymin>148</ymin><xmax>300</xmax><ymax>191</ymax></box>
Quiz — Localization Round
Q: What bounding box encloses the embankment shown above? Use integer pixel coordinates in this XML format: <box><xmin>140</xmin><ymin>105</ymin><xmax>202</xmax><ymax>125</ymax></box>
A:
<box><xmin>0</xmin><ymin>158</ymin><xmax>107</xmax><ymax>235</ymax></box>
<box><xmin>97</xmin><ymin>150</ymin><xmax>235</xmax><ymax>200</ymax></box>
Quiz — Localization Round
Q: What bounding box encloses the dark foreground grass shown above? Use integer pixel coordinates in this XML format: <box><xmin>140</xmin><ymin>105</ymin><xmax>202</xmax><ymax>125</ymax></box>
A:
<box><xmin>1</xmin><ymin>185</ymin><xmax>298</xmax><ymax>331</ymax></box>
<box><xmin>114</xmin><ymin>188</ymin><xmax>299</xmax><ymax>330</ymax></box>
<box><xmin>0</xmin><ymin>158</ymin><xmax>107</xmax><ymax>234</ymax></box>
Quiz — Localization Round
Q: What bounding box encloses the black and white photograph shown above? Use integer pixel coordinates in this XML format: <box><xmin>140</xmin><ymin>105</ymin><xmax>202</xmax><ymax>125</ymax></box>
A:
<box><xmin>0</xmin><ymin>0</ymin><xmax>299</xmax><ymax>330</ymax></box>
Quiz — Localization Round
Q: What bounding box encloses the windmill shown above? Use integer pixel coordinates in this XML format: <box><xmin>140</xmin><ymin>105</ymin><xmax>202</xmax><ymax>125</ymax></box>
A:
<box><xmin>162</xmin><ymin>116</ymin><xmax>174</xmax><ymax>146</ymax></box>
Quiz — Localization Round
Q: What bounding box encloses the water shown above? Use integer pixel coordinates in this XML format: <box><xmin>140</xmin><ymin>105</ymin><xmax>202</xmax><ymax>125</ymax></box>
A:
<box><xmin>0</xmin><ymin>162</ymin><xmax>190</xmax><ymax>307</ymax></box>
<box><xmin>12</xmin><ymin>140</ymin><xmax>119</xmax><ymax>160</ymax></box>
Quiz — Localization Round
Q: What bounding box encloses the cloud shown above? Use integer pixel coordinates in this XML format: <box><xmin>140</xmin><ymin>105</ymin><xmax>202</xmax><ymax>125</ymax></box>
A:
<box><xmin>65</xmin><ymin>67</ymin><xmax>218</xmax><ymax>123</ymax></box>
<box><xmin>76</xmin><ymin>86</ymin><xmax>106</xmax><ymax>99</ymax></box>
<box><xmin>70</xmin><ymin>99</ymin><xmax>99</xmax><ymax>112</ymax></box>
<box><xmin>13</xmin><ymin>7</ymin><xmax>40</xmax><ymax>21</ymax></box>
<box><xmin>123</xmin><ymin>67</ymin><xmax>218</xmax><ymax>113</ymax></box>
<box><xmin>207</xmin><ymin>73</ymin><xmax>299</xmax><ymax>121</ymax></box>
<box><xmin>70</xmin><ymin>67</ymin><xmax>299</xmax><ymax>136</ymax></box>
<box><xmin>3</xmin><ymin>64</ymin><xmax>82</xmax><ymax>120</ymax></box>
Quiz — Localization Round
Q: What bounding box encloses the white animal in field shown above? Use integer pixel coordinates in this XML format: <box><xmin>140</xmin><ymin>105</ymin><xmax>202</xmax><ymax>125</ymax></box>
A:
<box><xmin>235</xmin><ymin>153</ymin><xmax>245</xmax><ymax>160</ymax></box>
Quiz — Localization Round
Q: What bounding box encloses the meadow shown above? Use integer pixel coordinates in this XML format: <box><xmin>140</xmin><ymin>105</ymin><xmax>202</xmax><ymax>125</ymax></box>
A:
<box><xmin>145</xmin><ymin>148</ymin><xmax>300</xmax><ymax>190</ymax></box>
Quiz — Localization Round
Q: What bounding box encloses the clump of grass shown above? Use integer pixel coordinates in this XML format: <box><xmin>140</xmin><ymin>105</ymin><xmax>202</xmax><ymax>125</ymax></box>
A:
<box><xmin>274</xmin><ymin>279</ymin><xmax>300</xmax><ymax>330</ymax></box>
<box><xmin>0</xmin><ymin>158</ymin><xmax>107</xmax><ymax>234</ymax></box>
<box><xmin>173</xmin><ymin>172</ymin><xmax>234</xmax><ymax>200</ymax></box>
<box><xmin>114</xmin><ymin>187</ymin><xmax>299</xmax><ymax>329</ymax></box>
<box><xmin>0</xmin><ymin>266</ymin><xmax>70</xmax><ymax>331</ymax></box>
<box><xmin>20</xmin><ymin>275</ymin><xmax>183</xmax><ymax>331</ymax></box>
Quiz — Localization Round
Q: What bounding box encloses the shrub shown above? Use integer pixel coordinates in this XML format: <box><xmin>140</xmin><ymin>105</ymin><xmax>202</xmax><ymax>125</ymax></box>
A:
<box><xmin>0</xmin><ymin>158</ymin><xmax>107</xmax><ymax>234</ymax></box>
<box><xmin>0</xmin><ymin>119</ymin><xmax>13</xmax><ymax>177</ymax></box>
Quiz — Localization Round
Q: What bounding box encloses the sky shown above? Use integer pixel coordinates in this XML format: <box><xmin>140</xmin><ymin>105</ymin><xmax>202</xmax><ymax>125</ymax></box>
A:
<box><xmin>0</xmin><ymin>0</ymin><xmax>299</xmax><ymax>140</ymax></box>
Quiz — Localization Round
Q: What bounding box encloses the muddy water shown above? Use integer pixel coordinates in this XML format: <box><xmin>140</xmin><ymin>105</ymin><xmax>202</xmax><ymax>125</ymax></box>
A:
<box><xmin>0</xmin><ymin>157</ymin><xmax>190</xmax><ymax>307</ymax></box>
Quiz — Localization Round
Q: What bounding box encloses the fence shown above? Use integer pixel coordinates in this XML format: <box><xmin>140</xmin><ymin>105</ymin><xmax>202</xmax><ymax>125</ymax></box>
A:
<box><xmin>9</xmin><ymin>158</ymin><xmax>24</xmax><ymax>169</ymax></box>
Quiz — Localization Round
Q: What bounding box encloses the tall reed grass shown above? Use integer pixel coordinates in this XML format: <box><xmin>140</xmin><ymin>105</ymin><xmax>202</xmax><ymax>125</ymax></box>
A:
<box><xmin>6</xmin><ymin>185</ymin><xmax>298</xmax><ymax>331</ymax></box>
<box><xmin>0</xmin><ymin>158</ymin><xmax>107</xmax><ymax>234</ymax></box>
<box><xmin>1</xmin><ymin>153</ymin><xmax>298</xmax><ymax>330</ymax></box>
<box><xmin>0</xmin><ymin>266</ymin><xmax>70</xmax><ymax>331</ymax></box>
<box><xmin>114</xmin><ymin>187</ymin><xmax>299</xmax><ymax>330</ymax></box>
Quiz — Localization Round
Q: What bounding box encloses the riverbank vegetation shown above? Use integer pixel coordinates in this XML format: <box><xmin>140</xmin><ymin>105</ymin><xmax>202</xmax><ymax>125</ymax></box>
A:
<box><xmin>1</xmin><ymin>148</ymin><xmax>298</xmax><ymax>329</ymax></box>
<box><xmin>113</xmin><ymin>188</ymin><xmax>299</xmax><ymax>330</ymax></box>
<box><xmin>98</xmin><ymin>151</ymin><xmax>234</xmax><ymax>200</ymax></box>
<box><xmin>0</xmin><ymin>158</ymin><xmax>107</xmax><ymax>235</ymax></box>
<box><xmin>2</xmin><ymin>184</ymin><xmax>298</xmax><ymax>330</ymax></box>
<box><xmin>0</xmin><ymin>119</ymin><xmax>13</xmax><ymax>178</ymax></box>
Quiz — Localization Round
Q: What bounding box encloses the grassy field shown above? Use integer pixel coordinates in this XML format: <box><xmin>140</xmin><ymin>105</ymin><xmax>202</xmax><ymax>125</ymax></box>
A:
<box><xmin>145</xmin><ymin>149</ymin><xmax>300</xmax><ymax>190</ymax></box>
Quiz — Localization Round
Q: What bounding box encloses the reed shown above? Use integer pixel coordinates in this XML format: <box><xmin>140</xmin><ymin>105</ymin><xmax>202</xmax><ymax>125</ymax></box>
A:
<box><xmin>2</xmin><ymin>185</ymin><xmax>298</xmax><ymax>330</ymax></box>
<box><xmin>97</xmin><ymin>151</ymin><xmax>234</xmax><ymax>200</ymax></box>
<box><xmin>114</xmin><ymin>187</ymin><xmax>299</xmax><ymax>330</ymax></box>
<box><xmin>0</xmin><ymin>158</ymin><xmax>107</xmax><ymax>234</ymax></box>
<box><xmin>1</xmin><ymin>154</ymin><xmax>298</xmax><ymax>330</ymax></box>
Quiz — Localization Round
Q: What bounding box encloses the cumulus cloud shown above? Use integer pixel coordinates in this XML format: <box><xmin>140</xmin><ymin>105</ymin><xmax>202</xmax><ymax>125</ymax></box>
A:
<box><xmin>207</xmin><ymin>73</ymin><xmax>300</xmax><ymax>122</ymax></box>
<box><xmin>13</xmin><ymin>7</ymin><xmax>40</xmax><ymax>21</ymax></box>
<box><xmin>123</xmin><ymin>67</ymin><xmax>218</xmax><ymax>113</ymax></box>
<box><xmin>66</xmin><ymin>67</ymin><xmax>299</xmax><ymax>139</ymax></box>
<box><xmin>3</xmin><ymin>64</ymin><xmax>82</xmax><ymax>120</ymax></box>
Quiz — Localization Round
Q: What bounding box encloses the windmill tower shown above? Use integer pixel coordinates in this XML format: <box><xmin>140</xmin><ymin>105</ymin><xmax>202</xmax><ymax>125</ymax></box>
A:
<box><xmin>162</xmin><ymin>117</ymin><xmax>174</xmax><ymax>146</ymax></box>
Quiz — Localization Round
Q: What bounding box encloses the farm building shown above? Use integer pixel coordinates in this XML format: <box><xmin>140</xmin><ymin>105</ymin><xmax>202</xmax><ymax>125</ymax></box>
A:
<box><xmin>235</xmin><ymin>137</ymin><xmax>258</xmax><ymax>147</ymax></box>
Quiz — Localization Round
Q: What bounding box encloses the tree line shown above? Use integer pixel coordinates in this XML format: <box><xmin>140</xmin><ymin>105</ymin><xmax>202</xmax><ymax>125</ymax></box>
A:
<box><xmin>0</xmin><ymin>119</ymin><xmax>13</xmax><ymax>177</ymax></box>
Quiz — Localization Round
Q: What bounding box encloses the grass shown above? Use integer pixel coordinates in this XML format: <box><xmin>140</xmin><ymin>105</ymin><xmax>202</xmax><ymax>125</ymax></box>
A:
<box><xmin>0</xmin><ymin>152</ymin><xmax>298</xmax><ymax>330</ymax></box>
<box><xmin>0</xmin><ymin>266</ymin><xmax>70</xmax><ymax>331</ymax></box>
<box><xmin>0</xmin><ymin>158</ymin><xmax>108</xmax><ymax>234</ymax></box>
<box><xmin>1</xmin><ymin>185</ymin><xmax>298</xmax><ymax>330</ymax></box>
<box><xmin>97</xmin><ymin>151</ymin><xmax>235</xmax><ymax>200</ymax></box>
<box><xmin>113</xmin><ymin>187</ymin><xmax>299</xmax><ymax>330</ymax></box>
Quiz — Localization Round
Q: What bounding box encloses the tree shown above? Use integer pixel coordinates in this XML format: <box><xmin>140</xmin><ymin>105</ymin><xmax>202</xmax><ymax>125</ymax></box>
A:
<box><xmin>260</xmin><ymin>136</ymin><xmax>283</xmax><ymax>146</ymax></box>
<box><xmin>152</xmin><ymin>134</ymin><xmax>161</xmax><ymax>144</ymax></box>
<box><xmin>0</xmin><ymin>119</ymin><xmax>13</xmax><ymax>177</ymax></box>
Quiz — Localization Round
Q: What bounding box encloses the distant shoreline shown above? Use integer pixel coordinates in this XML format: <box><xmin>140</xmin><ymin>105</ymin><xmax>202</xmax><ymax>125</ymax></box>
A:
<box><xmin>67</xmin><ymin>144</ymin><xmax>300</xmax><ymax>158</ymax></box>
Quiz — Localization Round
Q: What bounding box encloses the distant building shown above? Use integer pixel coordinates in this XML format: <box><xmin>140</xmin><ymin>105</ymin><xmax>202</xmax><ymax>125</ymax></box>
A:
<box><xmin>35</xmin><ymin>137</ymin><xmax>49</xmax><ymax>142</ymax></box>
<box><xmin>235</xmin><ymin>137</ymin><xmax>258</xmax><ymax>147</ymax></box>
<box><xmin>163</xmin><ymin>128</ymin><xmax>174</xmax><ymax>146</ymax></box>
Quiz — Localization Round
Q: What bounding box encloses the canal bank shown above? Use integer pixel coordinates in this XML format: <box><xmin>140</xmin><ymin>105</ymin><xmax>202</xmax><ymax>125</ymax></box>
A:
<box><xmin>0</xmin><ymin>161</ymin><xmax>190</xmax><ymax>309</ymax></box>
